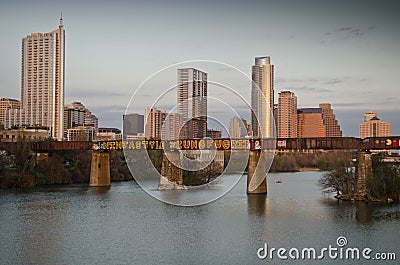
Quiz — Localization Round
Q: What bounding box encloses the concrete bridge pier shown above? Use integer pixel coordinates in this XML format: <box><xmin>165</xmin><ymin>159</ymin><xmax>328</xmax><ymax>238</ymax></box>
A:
<box><xmin>158</xmin><ymin>151</ymin><xmax>183</xmax><ymax>189</ymax></box>
<box><xmin>247</xmin><ymin>150</ymin><xmax>267</xmax><ymax>194</ymax></box>
<box><xmin>90</xmin><ymin>151</ymin><xmax>111</xmax><ymax>187</ymax></box>
<box><xmin>355</xmin><ymin>151</ymin><xmax>372</xmax><ymax>199</ymax></box>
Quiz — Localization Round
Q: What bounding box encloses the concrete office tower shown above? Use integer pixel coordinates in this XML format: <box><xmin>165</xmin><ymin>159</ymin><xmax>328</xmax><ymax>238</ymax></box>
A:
<box><xmin>145</xmin><ymin>107</ymin><xmax>166</xmax><ymax>139</ymax></box>
<box><xmin>0</xmin><ymin>98</ymin><xmax>20</xmax><ymax>128</ymax></box>
<box><xmin>319</xmin><ymin>103</ymin><xmax>342</xmax><ymax>137</ymax></box>
<box><xmin>19</xmin><ymin>16</ymin><xmax>65</xmax><ymax>140</ymax></box>
<box><xmin>177</xmin><ymin>68</ymin><xmax>207</xmax><ymax>139</ymax></box>
<box><xmin>229</xmin><ymin>117</ymin><xmax>248</xmax><ymax>138</ymax></box>
<box><xmin>251</xmin><ymin>56</ymin><xmax>274</xmax><ymax>138</ymax></box>
<box><xmin>297</xmin><ymin>108</ymin><xmax>326</xmax><ymax>138</ymax></box>
<box><xmin>278</xmin><ymin>91</ymin><xmax>297</xmax><ymax>138</ymax></box>
<box><xmin>123</xmin><ymin>113</ymin><xmax>144</xmax><ymax>139</ymax></box>
<box><xmin>360</xmin><ymin>112</ymin><xmax>391</xmax><ymax>139</ymax></box>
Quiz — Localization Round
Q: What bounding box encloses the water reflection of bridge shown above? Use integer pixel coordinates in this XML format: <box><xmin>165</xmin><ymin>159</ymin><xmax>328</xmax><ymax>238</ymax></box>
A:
<box><xmin>28</xmin><ymin>136</ymin><xmax>400</xmax><ymax>195</ymax></box>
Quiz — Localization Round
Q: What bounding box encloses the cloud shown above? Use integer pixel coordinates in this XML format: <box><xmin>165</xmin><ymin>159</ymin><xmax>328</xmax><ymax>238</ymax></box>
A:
<box><xmin>285</xmin><ymin>86</ymin><xmax>332</xmax><ymax>93</ymax></box>
<box><xmin>333</xmin><ymin>102</ymin><xmax>367</xmax><ymax>108</ymax></box>
<box><xmin>91</xmin><ymin>104</ymin><xmax>126</xmax><ymax>112</ymax></box>
<box><xmin>67</xmin><ymin>89</ymin><xmax>128</xmax><ymax>98</ymax></box>
<box><xmin>384</xmin><ymin>97</ymin><xmax>395</xmax><ymax>102</ymax></box>
<box><xmin>321</xmin><ymin>26</ymin><xmax>375</xmax><ymax>44</ymax></box>
<box><xmin>277</xmin><ymin>76</ymin><xmax>352</xmax><ymax>92</ymax></box>
<box><xmin>277</xmin><ymin>76</ymin><xmax>368</xmax><ymax>90</ymax></box>
<box><xmin>322</xmin><ymin>78</ymin><xmax>343</xmax><ymax>85</ymax></box>
<box><xmin>90</xmin><ymin>104</ymin><xmax>126</xmax><ymax>128</ymax></box>
<box><xmin>338</xmin><ymin>27</ymin><xmax>364</xmax><ymax>38</ymax></box>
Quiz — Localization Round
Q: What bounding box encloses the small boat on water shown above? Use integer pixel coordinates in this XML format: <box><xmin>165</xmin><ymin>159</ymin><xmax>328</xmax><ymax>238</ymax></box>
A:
<box><xmin>276</xmin><ymin>180</ymin><xmax>282</xmax><ymax>184</ymax></box>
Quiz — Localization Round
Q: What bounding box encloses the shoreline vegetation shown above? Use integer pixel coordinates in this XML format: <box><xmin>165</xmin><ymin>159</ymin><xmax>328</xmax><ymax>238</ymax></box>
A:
<box><xmin>318</xmin><ymin>152</ymin><xmax>400</xmax><ymax>203</ymax></box>
<box><xmin>0</xmin><ymin>140</ymin><xmax>132</xmax><ymax>189</ymax></box>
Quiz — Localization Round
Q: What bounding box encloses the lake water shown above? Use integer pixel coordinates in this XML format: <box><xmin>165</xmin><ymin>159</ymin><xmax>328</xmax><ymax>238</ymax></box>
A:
<box><xmin>0</xmin><ymin>171</ymin><xmax>399</xmax><ymax>264</ymax></box>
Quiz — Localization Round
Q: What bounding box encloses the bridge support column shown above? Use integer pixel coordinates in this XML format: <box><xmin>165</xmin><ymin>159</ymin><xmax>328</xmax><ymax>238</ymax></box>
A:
<box><xmin>35</xmin><ymin>152</ymin><xmax>49</xmax><ymax>161</ymax></box>
<box><xmin>90</xmin><ymin>151</ymin><xmax>111</xmax><ymax>187</ymax></box>
<box><xmin>247</xmin><ymin>150</ymin><xmax>267</xmax><ymax>194</ymax></box>
<box><xmin>355</xmin><ymin>151</ymin><xmax>371</xmax><ymax>200</ymax></box>
<box><xmin>158</xmin><ymin>151</ymin><xmax>183</xmax><ymax>189</ymax></box>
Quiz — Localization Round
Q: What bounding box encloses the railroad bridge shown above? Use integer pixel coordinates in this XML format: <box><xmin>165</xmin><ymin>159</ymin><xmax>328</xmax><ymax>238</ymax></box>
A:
<box><xmin>30</xmin><ymin>136</ymin><xmax>400</xmax><ymax>196</ymax></box>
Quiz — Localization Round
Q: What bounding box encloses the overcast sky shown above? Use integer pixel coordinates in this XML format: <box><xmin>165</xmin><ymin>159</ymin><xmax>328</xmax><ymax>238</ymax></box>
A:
<box><xmin>0</xmin><ymin>0</ymin><xmax>399</xmax><ymax>136</ymax></box>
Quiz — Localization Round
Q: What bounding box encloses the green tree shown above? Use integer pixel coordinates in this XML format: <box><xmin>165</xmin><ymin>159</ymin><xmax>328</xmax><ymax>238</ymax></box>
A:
<box><xmin>318</xmin><ymin>152</ymin><xmax>355</xmax><ymax>198</ymax></box>
<box><xmin>367</xmin><ymin>154</ymin><xmax>400</xmax><ymax>202</ymax></box>
<box><xmin>13</xmin><ymin>136</ymin><xmax>35</xmax><ymax>187</ymax></box>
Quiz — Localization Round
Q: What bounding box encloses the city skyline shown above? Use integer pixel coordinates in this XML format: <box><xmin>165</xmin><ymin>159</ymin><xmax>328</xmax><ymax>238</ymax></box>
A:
<box><xmin>0</xmin><ymin>1</ymin><xmax>399</xmax><ymax>136</ymax></box>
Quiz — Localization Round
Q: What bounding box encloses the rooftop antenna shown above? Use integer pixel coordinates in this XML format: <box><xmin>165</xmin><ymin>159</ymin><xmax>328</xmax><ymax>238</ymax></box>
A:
<box><xmin>59</xmin><ymin>12</ymin><xmax>64</xmax><ymax>29</ymax></box>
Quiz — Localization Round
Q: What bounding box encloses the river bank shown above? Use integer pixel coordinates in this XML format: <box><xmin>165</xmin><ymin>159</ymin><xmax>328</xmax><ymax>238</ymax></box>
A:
<box><xmin>0</xmin><ymin>150</ymin><xmax>132</xmax><ymax>189</ymax></box>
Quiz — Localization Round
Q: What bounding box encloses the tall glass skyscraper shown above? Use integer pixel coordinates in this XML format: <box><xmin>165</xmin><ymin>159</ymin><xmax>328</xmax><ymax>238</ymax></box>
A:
<box><xmin>251</xmin><ymin>56</ymin><xmax>274</xmax><ymax>138</ymax></box>
<box><xmin>11</xmin><ymin>16</ymin><xmax>65</xmax><ymax>140</ymax></box>
<box><xmin>177</xmin><ymin>68</ymin><xmax>207</xmax><ymax>139</ymax></box>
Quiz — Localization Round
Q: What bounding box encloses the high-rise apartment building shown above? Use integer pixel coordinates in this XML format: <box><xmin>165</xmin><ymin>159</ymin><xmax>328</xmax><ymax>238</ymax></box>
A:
<box><xmin>177</xmin><ymin>68</ymin><xmax>207</xmax><ymax>139</ymax></box>
<box><xmin>0</xmin><ymin>98</ymin><xmax>20</xmax><ymax>128</ymax></box>
<box><xmin>123</xmin><ymin>113</ymin><xmax>144</xmax><ymax>139</ymax></box>
<box><xmin>64</xmin><ymin>102</ymin><xmax>98</xmax><ymax>139</ymax></box>
<box><xmin>206</xmin><ymin>129</ymin><xmax>222</xmax><ymax>139</ymax></box>
<box><xmin>6</xmin><ymin>17</ymin><xmax>65</xmax><ymax>140</ymax></box>
<box><xmin>145</xmin><ymin>107</ymin><xmax>166</xmax><ymax>139</ymax></box>
<box><xmin>64</xmin><ymin>102</ymin><xmax>85</xmax><ymax>129</ymax></box>
<box><xmin>297</xmin><ymin>108</ymin><xmax>326</xmax><ymax>138</ymax></box>
<box><xmin>360</xmin><ymin>112</ymin><xmax>391</xmax><ymax>139</ymax></box>
<box><xmin>161</xmin><ymin>112</ymin><xmax>183</xmax><ymax>140</ymax></box>
<box><xmin>319</xmin><ymin>103</ymin><xmax>342</xmax><ymax>137</ymax></box>
<box><xmin>229</xmin><ymin>117</ymin><xmax>248</xmax><ymax>138</ymax></box>
<box><xmin>278</xmin><ymin>91</ymin><xmax>297</xmax><ymax>138</ymax></box>
<box><xmin>251</xmin><ymin>56</ymin><xmax>274</xmax><ymax>138</ymax></box>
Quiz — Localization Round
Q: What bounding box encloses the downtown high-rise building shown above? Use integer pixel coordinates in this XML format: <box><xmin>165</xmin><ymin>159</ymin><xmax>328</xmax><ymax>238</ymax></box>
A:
<box><xmin>177</xmin><ymin>68</ymin><xmax>207</xmax><ymax>139</ymax></box>
<box><xmin>0</xmin><ymin>98</ymin><xmax>20</xmax><ymax>128</ymax></box>
<box><xmin>278</xmin><ymin>91</ymin><xmax>297</xmax><ymax>138</ymax></box>
<box><xmin>319</xmin><ymin>103</ymin><xmax>342</xmax><ymax>137</ymax></box>
<box><xmin>145</xmin><ymin>107</ymin><xmax>166</xmax><ymax>139</ymax></box>
<box><xmin>162</xmin><ymin>112</ymin><xmax>183</xmax><ymax>140</ymax></box>
<box><xmin>297</xmin><ymin>108</ymin><xmax>326</xmax><ymax>138</ymax></box>
<box><xmin>251</xmin><ymin>56</ymin><xmax>274</xmax><ymax>138</ymax></box>
<box><xmin>229</xmin><ymin>117</ymin><xmax>248</xmax><ymax>138</ymax></box>
<box><xmin>6</xmin><ymin>17</ymin><xmax>65</xmax><ymax>140</ymax></box>
<box><xmin>296</xmin><ymin>104</ymin><xmax>342</xmax><ymax>138</ymax></box>
<box><xmin>360</xmin><ymin>112</ymin><xmax>391</xmax><ymax>139</ymax></box>
<box><xmin>64</xmin><ymin>101</ymin><xmax>98</xmax><ymax>130</ymax></box>
<box><xmin>123</xmin><ymin>113</ymin><xmax>144</xmax><ymax>139</ymax></box>
<box><xmin>363</xmin><ymin>111</ymin><xmax>378</xmax><ymax>123</ymax></box>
